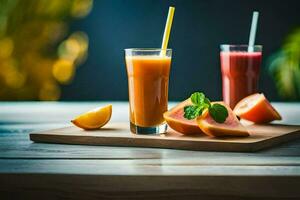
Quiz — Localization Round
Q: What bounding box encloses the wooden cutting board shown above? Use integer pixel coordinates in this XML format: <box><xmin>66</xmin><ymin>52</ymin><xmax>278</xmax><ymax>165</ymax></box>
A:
<box><xmin>30</xmin><ymin>122</ymin><xmax>300</xmax><ymax>152</ymax></box>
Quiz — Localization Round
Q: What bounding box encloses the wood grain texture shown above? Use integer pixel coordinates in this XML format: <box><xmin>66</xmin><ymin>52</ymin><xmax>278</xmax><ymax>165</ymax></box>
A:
<box><xmin>30</xmin><ymin>122</ymin><xmax>300</xmax><ymax>152</ymax></box>
<box><xmin>1</xmin><ymin>102</ymin><xmax>300</xmax><ymax>199</ymax></box>
<box><xmin>1</xmin><ymin>174</ymin><xmax>300</xmax><ymax>200</ymax></box>
<box><xmin>2</xmin><ymin>159</ymin><xmax>300</xmax><ymax>175</ymax></box>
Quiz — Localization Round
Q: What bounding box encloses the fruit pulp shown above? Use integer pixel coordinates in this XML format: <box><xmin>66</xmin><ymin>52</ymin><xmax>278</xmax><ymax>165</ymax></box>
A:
<box><xmin>163</xmin><ymin>99</ymin><xmax>203</xmax><ymax>135</ymax></box>
<box><xmin>71</xmin><ymin>104</ymin><xmax>112</xmax><ymax>130</ymax></box>
<box><xmin>197</xmin><ymin>102</ymin><xmax>249</xmax><ymax>137</ymax></box>
<box><xmin>220</xmin><ymin>52</ymin><xmax>262</xmax><ymax>108</ymax></box>
<box><xmin>125</xmin><ymin>55</ymin><xmax>171</xmax><ymax>127</ymax></box>
<box><xmin>233</xmin><ymin>93</ymin><xmax>282</xmax><ymax>123</ymax></box>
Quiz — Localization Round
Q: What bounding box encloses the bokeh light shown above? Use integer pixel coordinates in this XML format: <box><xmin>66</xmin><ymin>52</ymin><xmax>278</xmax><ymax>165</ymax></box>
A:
<box><xmin>269</xmin><ymin>28</ymin><xmax>300</xmax><ymax>100</ymax></box>
<box><xmin>0</xmin><ymin>0</ymin><xmax>92</xmax><ymax>100</ymax></box>
<box><xmin>52</xmin><ymin>59</ymin><xmax>75</xmax><ymax>84</ymax></box>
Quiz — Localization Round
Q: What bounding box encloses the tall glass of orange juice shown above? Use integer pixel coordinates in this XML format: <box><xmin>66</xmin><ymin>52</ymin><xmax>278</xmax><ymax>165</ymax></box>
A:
<box><xmin>125</xmin><ymin>48</ymin><xmax>172</xmax><ymax>134</ymax></box>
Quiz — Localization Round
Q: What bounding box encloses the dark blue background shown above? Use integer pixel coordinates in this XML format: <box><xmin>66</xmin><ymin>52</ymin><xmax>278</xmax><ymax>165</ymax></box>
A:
<box><xmin>62</xmin><ymin>0</ymin><xmax>300</xmax><ymax>101</ymax></box>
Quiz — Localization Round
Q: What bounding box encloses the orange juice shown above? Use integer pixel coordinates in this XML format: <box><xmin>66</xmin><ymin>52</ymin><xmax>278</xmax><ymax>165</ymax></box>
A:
<box><xmin>125</xmin><ymin>54</ymin><xmax>171</xmax><ymax>129</ymax></box>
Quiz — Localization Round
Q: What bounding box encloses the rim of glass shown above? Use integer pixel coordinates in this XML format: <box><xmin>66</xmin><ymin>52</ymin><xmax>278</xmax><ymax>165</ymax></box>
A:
<box><xmin>125</xmin><ymin>48</ymin><xmax>172</xmax><ymax>51</ymax></box>
<box><xmin>220</xmin><ymin>44</ymin><xmax>262</xmax><ymax>48</ymax></box>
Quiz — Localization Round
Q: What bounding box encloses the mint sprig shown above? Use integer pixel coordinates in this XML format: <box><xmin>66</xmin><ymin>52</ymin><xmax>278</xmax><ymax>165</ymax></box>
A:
<box><xmin>184</xmin><ymin>92</ymin><xmax>228</xmax><ymax>123</ymax></box>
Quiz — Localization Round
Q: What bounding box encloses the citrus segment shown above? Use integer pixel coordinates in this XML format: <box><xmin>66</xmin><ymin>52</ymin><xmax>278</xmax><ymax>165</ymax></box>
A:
<box><xmin>233</xmin><ymin>93</ymin><xmax>281</xmax><ymax>123</ymax></box>
<box><xmin>197</xmin><ymin>102</ymin><xmax>249</xmax><ymax>137</ymax></box>
<box><xmin>71</xmin><ymin>104</ymin><xmax>112</xmax><ymax>130</ymax></box>
<box><xmin>164</xmin><ymin>99</ymin><xmax>203</xmax><ymax>135</ymax></box>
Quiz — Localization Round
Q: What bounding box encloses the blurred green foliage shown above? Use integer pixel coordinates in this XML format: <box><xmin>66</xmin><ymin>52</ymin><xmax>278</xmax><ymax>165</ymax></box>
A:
<box><xmin>0</xmin><ymin>0</ymin><xmax>93</xmax><ymax>100</ymax></box>
<box><xmin>269</xmin><ymin>28</ymin><xmax>300</xmax><ymax>100</ymax></box>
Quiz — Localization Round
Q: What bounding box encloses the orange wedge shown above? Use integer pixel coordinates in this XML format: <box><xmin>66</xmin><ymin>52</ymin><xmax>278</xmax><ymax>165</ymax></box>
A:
<box><xmin>71</xmin><ymin>104</ymin><xmax>112</xmax><ymax>130</ymax></box>
<box><xmin>233</xmin><ymin>93</ymin><xmax>281</xmax><ymax>123</ymax></box>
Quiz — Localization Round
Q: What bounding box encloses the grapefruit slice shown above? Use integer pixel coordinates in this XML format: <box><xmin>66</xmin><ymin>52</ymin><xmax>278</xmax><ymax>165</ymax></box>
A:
<box><xmin>71</xmin><ymin>104</ymin><xmax>112</xmax><ymax>130</ymax></box>
<box><xmin>197</xmin><ymin>102</ymin><xmax>249</xmax><ymax>137</ymax></box>
<box><xmin>233</xmin><ymin>93</ymin><xmax>282</xmax><ymax>123</ymax></box>
<box><xmin>164</xmin><ymin>99</ymin><xmax>203</xmax><ymax>135</ymax></box>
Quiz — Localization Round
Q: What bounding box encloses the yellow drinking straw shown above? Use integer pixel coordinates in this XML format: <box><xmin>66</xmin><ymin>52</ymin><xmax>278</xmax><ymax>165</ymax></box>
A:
<box><xmin>161</xmin><ymin>6</ymin><xmax>175</xmax><ymax>56</ymax></box>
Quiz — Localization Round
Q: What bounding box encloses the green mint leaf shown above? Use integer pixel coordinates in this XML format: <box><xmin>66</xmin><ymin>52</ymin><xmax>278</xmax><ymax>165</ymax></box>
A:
<box><xmin>190</xmin><ymin>92</ymin><xmax>205</xmax><ymax>105</ymax></box>
<box><xmin>184</xmin><ymin>105</ymin><xmax>201</xmax><ymax>120</ymax></box>
<box><xmin>209</xmin><ymin>103</ymin><xmax>228</xmax><ymax>123</ymax></box>
<box><xmin>195</xmin><ymin>106</ymin><xmax>205</xmax><ymax>116</ymax></box>
<box><xmin>204</xmin><ymin>97</ymin><xmax>211</xmax><ymax>105</ymax></box>
<box><xmin>184</xmin><ymin>105</ymin><xmax>198</xmax><ymax>120</ymax></box>
<box><xmin>184</xmin><ymin>105</ymin><xmax>205</xmax><ymax>120</ymax></box>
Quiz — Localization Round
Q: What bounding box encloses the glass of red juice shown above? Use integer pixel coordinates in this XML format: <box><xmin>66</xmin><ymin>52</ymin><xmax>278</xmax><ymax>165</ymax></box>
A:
<box><xmin>220</xmin><ymin>45</ymin><xmax>262</xmax><ymax>108</ymax></box>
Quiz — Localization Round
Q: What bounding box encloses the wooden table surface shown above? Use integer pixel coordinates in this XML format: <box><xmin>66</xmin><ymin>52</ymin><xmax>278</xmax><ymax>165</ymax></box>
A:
<box><xmin>1</xmin><ymin>102</ymin><xmax>300</xmax><ymax>200</ymax></box>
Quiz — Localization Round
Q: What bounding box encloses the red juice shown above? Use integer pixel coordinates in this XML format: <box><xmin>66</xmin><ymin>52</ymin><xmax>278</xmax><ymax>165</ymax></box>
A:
<box><xmin>220</xmin><ymin>51</ymin><xmax>262</xmax><ymax>108</ymax></box>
